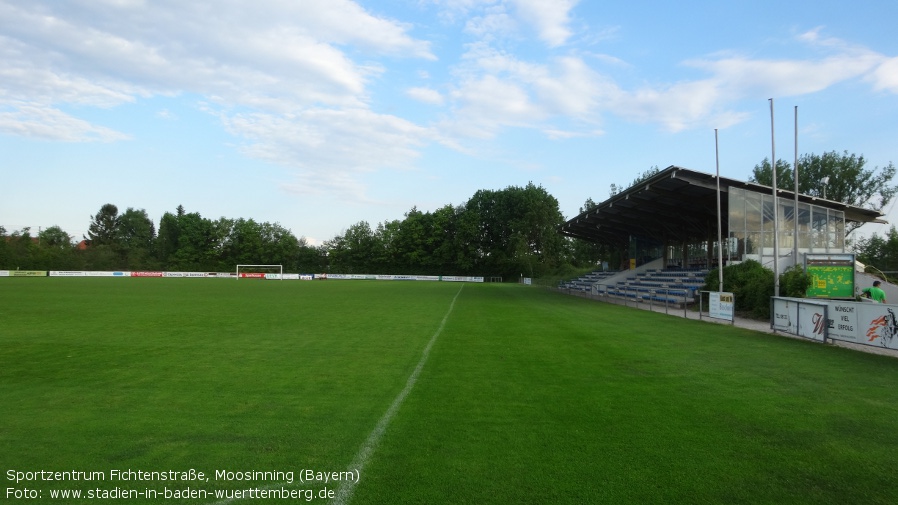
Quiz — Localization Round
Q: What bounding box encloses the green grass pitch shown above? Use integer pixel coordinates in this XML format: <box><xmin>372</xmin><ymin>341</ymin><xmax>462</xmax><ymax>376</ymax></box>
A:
<box><xmin>2</xmin><ymin>278</ymin><xmax>898</xmax><ymax>504</ymax></box>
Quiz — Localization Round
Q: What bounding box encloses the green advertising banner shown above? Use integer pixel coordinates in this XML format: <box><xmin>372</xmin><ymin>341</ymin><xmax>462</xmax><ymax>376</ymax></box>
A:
<box><xmin>7</xmin><ymin>270</ymin><xmax>48</xmax><ymax>277</ymax></box>
<box><xmin>805</xmin><ymin>254</ymin><xmax>855</xmax><ymax>299</ymax></box>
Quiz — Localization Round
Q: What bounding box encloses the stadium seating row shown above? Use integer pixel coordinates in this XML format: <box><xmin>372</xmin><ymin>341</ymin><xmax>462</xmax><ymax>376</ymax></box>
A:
<box><xmin>559</xmin><ymin>268</ymin><xmax>709</xmax><ymax>305</ymax></box>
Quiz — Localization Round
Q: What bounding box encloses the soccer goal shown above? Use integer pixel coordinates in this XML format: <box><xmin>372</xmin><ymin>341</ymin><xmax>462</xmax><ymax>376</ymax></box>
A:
<box><xmin>236</xmin><ymin>264</ymin><xmax>283</xmax><ymax>280</ymax></box>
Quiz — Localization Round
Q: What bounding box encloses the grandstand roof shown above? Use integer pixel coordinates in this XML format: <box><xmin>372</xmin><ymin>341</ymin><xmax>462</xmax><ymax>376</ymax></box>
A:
<box><xmin>560</xmin><ymin>165</ymin><xmax>886</xmax><ymax>246</ymax></box>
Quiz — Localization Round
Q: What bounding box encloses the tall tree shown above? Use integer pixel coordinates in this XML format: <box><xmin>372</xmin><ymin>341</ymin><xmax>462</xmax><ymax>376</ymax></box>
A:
<box><xmin>34</xmin><ymin>226</ymin><xmax>80</xmax><ymax>270</ymax></box>
<box><xmin>751</xmin><ymin>151</ymin><xmax>898</xmax><ymax>234</ymax></box>
<box><xmin>86</xmin><ymin>203</ymin><xmax>120</xmax><ymax>246</ymax></box>
<box><xmin>854</xmin><ymin>226</ymin><xmax>898</xmax><ymax>274</ymax></box>
<box><xmin>38</xmin><ymin>226</ymin><xmax>73</xmax><ymax>249</ymax></box>
<box><xmin>155</xmin><ymin>210</ymin><xmax>181</xmax><ymax>267</ymax></box>
<box><xmin>464</xmin><ymin>183</ymin><xmax>565</xmax><ymax>279</ymax></box>
<box><xmin>118</xmin><ymin>208</ymin><xmax>156</xmax><ymax>268</ymax></box>
<box><xmin>0</xmin><ymin>226</ymin><xmax>8</xmax><ymax>268</ymax></box>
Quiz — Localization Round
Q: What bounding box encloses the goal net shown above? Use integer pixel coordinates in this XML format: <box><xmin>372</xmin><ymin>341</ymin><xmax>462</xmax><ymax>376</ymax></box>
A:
<box><xmin>236</xmin><ymin>264</ymin><xmax>283</xmax><ymax>280</ymax></box>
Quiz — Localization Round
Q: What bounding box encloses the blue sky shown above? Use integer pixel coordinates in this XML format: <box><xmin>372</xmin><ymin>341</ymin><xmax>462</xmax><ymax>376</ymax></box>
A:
<box><xmin>3</xmin><ymin>0</ymin><xmax>898</xmax><ymax>246</ymax></box>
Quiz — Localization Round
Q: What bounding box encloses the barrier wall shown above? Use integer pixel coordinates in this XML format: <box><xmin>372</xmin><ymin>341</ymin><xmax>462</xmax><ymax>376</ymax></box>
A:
<box><xmin>4</xmin><ymin>271</ymin><xmax>486</xmax><ymax>283</ymax></box>
<box><xmin>772</xmin><ymin>297</ymin><xmax>898</xmax><ymax>350</ymax></box>
<box><xmin>771</xmin><ymin>297</ymin><xmax>828</xmax><ymax>342</ymax></box>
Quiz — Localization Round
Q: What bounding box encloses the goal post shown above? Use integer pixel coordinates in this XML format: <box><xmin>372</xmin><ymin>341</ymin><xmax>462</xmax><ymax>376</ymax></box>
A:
<box><xmin>236</xmin><ymin>264</ymin><xmax>283</xmax><ymax>280</ymax></box>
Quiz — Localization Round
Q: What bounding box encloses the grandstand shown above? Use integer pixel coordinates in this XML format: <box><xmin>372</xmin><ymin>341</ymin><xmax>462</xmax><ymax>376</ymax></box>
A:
<box><xmin>558</xmin><ymin>165</ymin><xmax>885</xmax><ymax>303</ymax></box>
<box><xmin>560</xmin><ymin>259</ymin><xmax>708</xmax><ymax>306</ymax></box>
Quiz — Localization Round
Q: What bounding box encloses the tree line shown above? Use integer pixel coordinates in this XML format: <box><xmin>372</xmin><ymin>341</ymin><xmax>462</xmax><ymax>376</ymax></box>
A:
<box><xmin>0</xmin><ymin>183</ymin><xmax>605</xmax><ymax>279</ymax></box>
<box><xmin>6</xmin><ymin>152</ymin><xmax>895</xmax><ymax>279</ymax></box>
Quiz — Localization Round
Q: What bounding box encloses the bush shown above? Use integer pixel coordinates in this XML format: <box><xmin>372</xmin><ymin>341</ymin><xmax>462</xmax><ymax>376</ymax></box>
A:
<box><xmin>704</xmin><ymin>260</ymin><xmax>810</xmax><ymax>319</ymax></box>
<box><xmin>780</xmin><ymin>265</ymin><xmax>812</xmax><ymax>298</ymax></box>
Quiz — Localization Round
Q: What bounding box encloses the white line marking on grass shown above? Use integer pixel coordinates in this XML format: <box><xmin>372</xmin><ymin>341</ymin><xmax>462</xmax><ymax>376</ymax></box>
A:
<box><xmin>209</xmin><ymin>284</ymin><xmax>463</xmax><ymax>505</ymax></box>
<box><xmin>332</xmin><ymin>283</ymin><xmax>464</xmax><ymax>505</ymax></box>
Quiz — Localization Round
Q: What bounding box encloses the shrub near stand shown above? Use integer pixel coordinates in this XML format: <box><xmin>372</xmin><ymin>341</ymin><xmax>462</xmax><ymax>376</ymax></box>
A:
<box><xmin>704</xmin><ymin>261</ymin><xmax>811</xmax><ymax>319</ymax></box>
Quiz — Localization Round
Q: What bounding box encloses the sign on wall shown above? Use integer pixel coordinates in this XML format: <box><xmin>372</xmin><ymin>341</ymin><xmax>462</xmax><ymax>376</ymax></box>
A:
<box><xmin>773</xmin><ymin>297</ymin><xmax>898</xmax><ymax>350</ymax></box>
<box><xmin>709</xmin><ymin>292</ymin><xmax>734</xmax><ymax>321</ymax></box>
<box><xmin>805</xmin><ymin>254</ymin><xmax>855</xmax><ymax>299</ymax></box>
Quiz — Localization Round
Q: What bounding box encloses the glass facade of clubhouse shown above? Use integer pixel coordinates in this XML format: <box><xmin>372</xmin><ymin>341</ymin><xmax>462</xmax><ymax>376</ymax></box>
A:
<box><xmin>727</xmin><ymin>187</ymin><xmax>845</xmax><ymax>268</ymax></box>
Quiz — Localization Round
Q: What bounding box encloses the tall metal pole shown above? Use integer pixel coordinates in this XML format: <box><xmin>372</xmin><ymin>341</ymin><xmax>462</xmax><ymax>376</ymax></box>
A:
<box><xmin>770</xmin><ymin>98</ymin><xmax>780</xmax><ymax>296</ymax></box>
<box><xmin>793</xmin><ymin>106</ymin><xmax>799</xmax><ymax>267</ymax></box>
<box><xmin>715</xmin><ymin>129</ymin><xmax>724</xmax><ymax>291</ymax></box>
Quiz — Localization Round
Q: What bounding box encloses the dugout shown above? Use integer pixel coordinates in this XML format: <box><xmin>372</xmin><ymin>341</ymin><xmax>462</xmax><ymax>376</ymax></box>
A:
<box><xmin>560</xmin><ymin>166</ymin><xmax>886</xmax><ymax>272</ymax></box>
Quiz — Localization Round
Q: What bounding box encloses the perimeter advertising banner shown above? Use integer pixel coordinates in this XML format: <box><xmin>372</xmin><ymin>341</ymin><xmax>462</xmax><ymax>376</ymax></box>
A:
<box><xmin>771</xmin><ymin>297</ymin><xmax>827</xmax><ymax>342</ymax></box>
<box><xmin>826</xmin><ymin>301</ymin><xmax>859</xmax><ymax>343</ymax></box>
<box><xmin>827</xmin><ymin>301</ymin><xmax>898</xmax><ymax>350</ymax></box>
<box><xmin>132</xmin><ymin>271</ymin><xmax>164</xmax><ymax>277</ymax></box>
<box><xmin>3</xmin><ymin>270</ymin><xmax>48</xmax><ymax>277</ymax></box>
<box><xmin>709</xmin><ymin>292</ymin><xmax>734</xmax><ymax>321</ymax></box>
<box><xmin>164</xmin><ymin>272</ymin><xmax>208</xmax><ymax>278</ymax></box>
<box><xmin>776</xmin><ymin>297</ymin><xmax>898</xmax><ymax>350</ymax></box>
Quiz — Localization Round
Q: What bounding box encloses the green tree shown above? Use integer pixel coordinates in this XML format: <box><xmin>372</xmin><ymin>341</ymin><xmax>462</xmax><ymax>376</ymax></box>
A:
<box><xmin>854</xmin><ymin>226</ymin><xmax>898</xmax><ymax>275</ymax></box>
<box><xmin>751</xmin><ymin>151</ymin><xmax>898</xmax><ymax>234</ymax></box>
<box><xmin>0</xmin><ymin>226</ymin><xmax>9</xmax><ymax>268</ymax></box>
<box><xmin>373</xmin><ymin>220</ymin><xmax>402</xmax><ymax>272</ymax></box>
<box><xmin>610</xmin><ymin>166</ymin><xmax>661</xmax><ymax>197</ymax></box>
<box><xmin>38</xmin><ymin>226</ymin><xmax>72</xmax><ymax>249</ymax></box>
<box><xmin>118</xmin><ymin>208</ymin><xmax>156</xmax><ymax>269</ymax></box>
<box><xmin>3</xmin><ymin>228</ymin><xmax>38</xmax><ymax>269</ymax></box>
<box><xmin>86</xmin><ymin>203</ymin><xmax>121</xmax><ymax>246</ymax></box>
<box><xmin>171</xmin><ymin>211</ymin><xmax>216</xmax><ymax>270</ymax></box>
<box><xmin>32</xmin><ymin>226</ymin><xmax>79</xmax><ymax>270</ymax></box>
<box><xmin>464</xmin><ymin>182</ymin><xmax>565</xmax><ymax>279</ymax></box>
<box><xmin>394</xmin><ymin>208</ymin><xmax>433</xmax><ymax>273</ymax></box>
<box><xmin>155</xmin><ymin>211</ymin><xmax>181</xmax><ymax>267</ymax></box>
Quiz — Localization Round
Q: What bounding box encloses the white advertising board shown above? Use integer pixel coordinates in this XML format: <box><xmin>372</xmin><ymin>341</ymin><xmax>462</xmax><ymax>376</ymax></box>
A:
<box><xmin>796</xmin><ymin>302</ymin><xmax>827</xmax><ymax>341</ymax></box>
<box><xmin>772</xmin><ymin>298</ymin><xmax>797</xmax><ymax>333</ymax></box>
<box><xmin>826</xmin><ymin>301</ymin><xmax>859</xmax><ymax>343</ymax></box>
<box><xmin>709</xmin><ymin>292</ymin><xmax>734</xmax><ymax>321</ymax></box>
<box><xmin>855</xmin><ymin>304</ymin><xmax>898</xmax><ymax>350</ymax></box>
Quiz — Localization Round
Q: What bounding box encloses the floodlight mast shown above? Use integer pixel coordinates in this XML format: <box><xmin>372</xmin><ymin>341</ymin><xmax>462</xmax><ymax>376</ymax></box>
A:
<box><xmin>715</xmin><ymin>129</ymin><xmax>723</xmax><ymax>292</ymax></box>
<box><xmin>770</xmin><ymin>98</ymin><xmax>780</xmax><ymax>297</ymax></box>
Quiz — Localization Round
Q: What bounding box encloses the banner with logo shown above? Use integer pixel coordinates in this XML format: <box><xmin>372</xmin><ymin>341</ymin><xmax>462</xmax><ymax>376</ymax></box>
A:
<box><xmin>772</xmin><ymin>297</ymin><xmax>827</xmax><ymax>342</ymax></box>
<box><xmin>776</xmin><ymin>297</ymin><xmax>898</xmax><ymax>350</ymax></box>
<box><xmin>132</xmin><ymin>271</ymin><xmax>164</xmax><ymax>277</ymax></box>
<box><xmin>796</xmin><ymin>302</ymin><xmax>827</xmax><ymax>341</ymax></box>
<box><xmin>855</xmin><ymin>304</ymin><xmax>898</xmax><ymax>350</ymax></box>
<box><xmin>709</xmin><ymin>292</ymin><xmax>734</xmax><ymax>321</ymax></box>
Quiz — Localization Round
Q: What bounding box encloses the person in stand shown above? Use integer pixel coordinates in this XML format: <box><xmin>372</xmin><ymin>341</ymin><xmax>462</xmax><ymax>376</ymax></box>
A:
<box><xmin>862</xmin><ymin>280</ymin><xmax>888</xmax><ymax>303</ymax></box>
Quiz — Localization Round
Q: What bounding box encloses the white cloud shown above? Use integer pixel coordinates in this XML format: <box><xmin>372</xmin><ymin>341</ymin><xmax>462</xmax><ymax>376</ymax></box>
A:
<box><xmin>444</xmin><ymin>47</ymin><xmax>607</xmax><ymax>138</ymax></box>
<box><xmin>0</xmin><ymin>0</ymin><xmax>434</xmax><ymax>138</ymax></box>
<box><xmin>0</xmin><ymin>104</ymin><xmax>131</xmax><ymax>141</ymax></box>
<box><xmin>222</xmin><ymin>107</ymin><xmax>434</xmax><ymax>200</ymax></box>
<box><xmin>686</xmin><ymin>53</ymin><xmax>883</xmax><ymax>99</ymax></box>
<box><xmin>870</xmin><ymin>57</ymin><xmax>898</xmax><ymax>93</ymax></box>
<box><xmin>406</xmin><ymin>87</ymin><xmax>445</xmax><ymax>105</ymax></box>
<box><xmin>510</xmin><ymin>0</ymin><xmax>578</xmax><ymax>47</ymax></box>
<box><xmin>464</xmin><ymin>5</ymin><xmax>515</xmax><ymax>40</ymax></box>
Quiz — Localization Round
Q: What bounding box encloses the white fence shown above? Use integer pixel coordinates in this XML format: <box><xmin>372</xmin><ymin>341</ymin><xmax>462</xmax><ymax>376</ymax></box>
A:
<box><xmin>1</xmin><ymin>271</ymin><xmax>485</xmax><ymax>283</ymax></box>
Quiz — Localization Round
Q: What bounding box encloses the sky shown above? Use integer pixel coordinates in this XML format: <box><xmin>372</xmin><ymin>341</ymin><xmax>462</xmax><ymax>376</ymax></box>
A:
<box><xmin>3</xmin><ymin>0</ymin><xmax>898</xmax><ymax>246</ymax></box>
